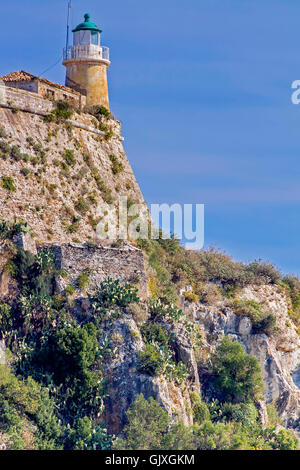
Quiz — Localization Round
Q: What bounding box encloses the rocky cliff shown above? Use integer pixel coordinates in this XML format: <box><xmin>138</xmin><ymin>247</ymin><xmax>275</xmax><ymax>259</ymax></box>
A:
<box><xmin>0</xmin><ymin>86</ymin><xmax>145</xmax><ymax>244</ymax></box>
<box><xmin>0</xmin><ymin>87</ymin><xmax>299</xmax><ymax>450</ymax></box>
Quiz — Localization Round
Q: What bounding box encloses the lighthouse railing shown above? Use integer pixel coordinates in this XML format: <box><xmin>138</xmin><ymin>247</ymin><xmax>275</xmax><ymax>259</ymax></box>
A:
<box><xmin>63</xmin><ymin>45</ymin><xmax>110</xmax><ymax>62</ymax></box>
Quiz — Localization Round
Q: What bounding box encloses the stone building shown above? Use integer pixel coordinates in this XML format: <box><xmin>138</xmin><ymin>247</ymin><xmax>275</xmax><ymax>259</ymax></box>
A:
<box><xmin>0</xmin><ymin>70</ymin><xmax>85</xmax><ymax>108</ymax></box>
<box><xmin>0</xmin><ymin>12</ymin><xmax>111</xmax><ymax>111</ymax></box>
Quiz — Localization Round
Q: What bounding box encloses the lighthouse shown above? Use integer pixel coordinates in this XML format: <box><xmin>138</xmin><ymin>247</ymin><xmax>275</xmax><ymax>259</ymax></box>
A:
<box><xmin>62</xmin><ymin>13</ymin><xmax>110</xmax><ymax>109</ymax></box>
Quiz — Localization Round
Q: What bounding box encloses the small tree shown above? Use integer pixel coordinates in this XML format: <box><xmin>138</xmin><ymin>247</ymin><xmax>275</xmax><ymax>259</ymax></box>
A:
<box><xmin>211</xmin><ymin>336</ymin><xmax>263</xmax><ymax>403</ymax></box>
<box><xmin>113</xmin><ymin>394</ymin><xmax>171</xmax><ymax>450</ymax></box>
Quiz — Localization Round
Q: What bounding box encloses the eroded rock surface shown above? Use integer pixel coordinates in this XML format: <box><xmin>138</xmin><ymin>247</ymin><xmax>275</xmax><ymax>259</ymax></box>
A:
<box><xmin>182</xmin><ymin>285</ymin><xmax>300</xmax><ymax>432</ymax></box>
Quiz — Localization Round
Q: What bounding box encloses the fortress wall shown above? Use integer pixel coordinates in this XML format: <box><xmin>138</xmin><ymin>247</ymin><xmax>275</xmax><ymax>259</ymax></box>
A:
<box><xmin>0</xmin><ymin>84</ymin><xmax>53</xmax><ymax>115</ymax></box>
<box><xmin>49</xmin><ymin>243</ymin><xmax>148</xmax><ymax>300</ymax></box>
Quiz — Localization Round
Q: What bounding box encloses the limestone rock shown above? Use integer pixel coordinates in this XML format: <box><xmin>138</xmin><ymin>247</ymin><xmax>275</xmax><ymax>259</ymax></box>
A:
<box><xmin>183</xmin><ymin>285</ymin><xmax>300</xmax><ymax>433</ymax></box>
<box><xmin>100</xmin><ymin>314</ymin><xmax>194</xmax><ymax>435</ymax></box>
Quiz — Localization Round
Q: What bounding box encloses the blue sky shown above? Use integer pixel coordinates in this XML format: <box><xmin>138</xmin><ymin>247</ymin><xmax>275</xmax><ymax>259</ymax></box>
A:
<box><xmin>2</xmin><ymin>0</ymin><xmax>300</xmax><ymax>274</ymax></box>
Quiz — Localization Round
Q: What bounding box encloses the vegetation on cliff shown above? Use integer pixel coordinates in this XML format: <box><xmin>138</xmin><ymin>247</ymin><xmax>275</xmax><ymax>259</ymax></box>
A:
<box><xmin>0</xmin><ymin>218</ymin><xmax>298</xmax><ymax>450</ymax></box>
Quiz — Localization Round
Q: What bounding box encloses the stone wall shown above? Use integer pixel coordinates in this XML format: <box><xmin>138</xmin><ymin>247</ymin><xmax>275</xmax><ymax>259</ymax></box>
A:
<box><xmin>0</xmin><ymin>84</ymin><xmax>53</xmax><ymax>115</ymax></box>
<box><xmin>0</xmin><ymin>88</ymin><xmax>146</xmax><ymax>245</ymax></box>
<box><xmin>48</xmin><ymin>243</ymin><xmax>148</xmax><ymax>300</ymax></box>
<box><xmin>0</xmin><ymin>81</ymin><xmax>85</xmax><ymax>110</ymax></box>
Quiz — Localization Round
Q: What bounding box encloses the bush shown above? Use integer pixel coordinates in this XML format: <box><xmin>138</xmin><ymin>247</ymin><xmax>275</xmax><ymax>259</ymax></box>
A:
<box><xmin>76</xmin><ymin>270</ymin><xmax>92</xmax><ymax>290</ymax></box>
<box><xmin>113</xmin><ymin>394</ymin><xmax>171</xmax><ymax>450</ymax></box>
<box><xmin>63</xmin><ymin>149</ymin><xmax>75</xmax><ymax>166</ymax></box>
<box><xmin>2</xmin><ymin>175</ymin><xmax>16</xmax><ymax>191</ymax></box>
<box><xmin>0</xmin><ymin>127</ymin><xmax>7</xmax><ymax>138</ymax></box>
<box><xmin>252</xmin><ymin>314</ymin><xmax>276</xmax><ymax>335</ymax></box>
<box><xmin>140</xmin><ymin>323</ymin><xmax>169</xmax><ymax>349</ymax></box>
<box><xmin>221</xmin><ymin>402</ymin><xmax>258</xmax><ymax>426</ymax></box>
<box><xmin>245</xmin><ymin>260</ymin><xmax>281</xmax><ymax>285</ymax></box>
<box><xmin>0</xmin><ymin>140</ymin><xmax>10</xmax><ymax>154</ymax></box>
<box><xmin>109</xmin><ymin>154</ymin><xmax>124</xmax><ymax>175</ymax></box>
<box><xmin>20</xmin><ymin>168</ymin><xmax>30</xmax><ymax>177</ymax></box>
<box><xmin>84</xmin><ymin>105</ymin><xmax>111</xmax><ymax>120</ymax></box>
<box><xmin>65</xmin><ymin>417</ymin><xmax>111</xmax><ymax>450</ymax></box>
<box><xmin>10</xmin><ymin>145</ymin><xmax>22</xmax><ymax>161</ymax></box>
<box><xmin>230</xmin><ymin>299</ymin><xmax>265</xmax><ymax>323</ymax></box>
<box><xmin>137</xmin><ymin>344</ymin><xmax>164</xmax><ymax>376</ymax></box>
<box><xmin>0</xmin><ymin>303</ymin><xmax>13</xmax><ymax>338</ymax></box>
<box><xmin>38</xmin><ymin>323</ymin><xmax>99</xmax><ymax>384</ymax></box>
<box><xmin>90</xmin><ymin>278</ymin><xmax>139</xmax><ymax>309</ymax></box>
<box><xmin>13</xmin><ymin>248</ymin><xmax>55</xmax><ymax>297</ymax></box>
<box><xmin>230</xmin><ymin>299</ymin><xmax>276</xmax><ymax>335</ymax></box>
<box><xmin>195</xmin><ymin>283</ymin><xmax>223</xmax><ymax>304</ymax></box>
<box><xmin>0</xmin><ymin>365</ymin><xmax>63</xmax><ymax>450</ymax></box>
<box><xmin>190</xmin><ymin>391</ymin><xmax>210</xmax><ymax>424</ymax></box>
<box><xmin>211</xmin><ymin>336</ymin><xmax>263</xmax><ymax>403</ymax></box>
<box><xmin>75</xmin><ymin>197</ymin><xmax>90</xmax><ymax>216</ymax></box>
<box><xmin>149</xmin><ymin>298</ymin><xmax>185</xmax><ymax>323</ymax></box>
<box><xmin>183</xmin><ymin>291</ymin><xmax>200</xmax><ymax>303</ymax></box>
<box><xmin>44</xmin><ymin>100</ymin><xmax>74</xmax><ymax>122</ymax></box>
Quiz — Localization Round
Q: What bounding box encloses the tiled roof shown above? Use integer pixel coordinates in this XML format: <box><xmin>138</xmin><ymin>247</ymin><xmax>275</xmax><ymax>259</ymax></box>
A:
<box><xmin>0</xmin><ymin>70</ymin><xmax>80</xmax><ymax>95</ymax></box>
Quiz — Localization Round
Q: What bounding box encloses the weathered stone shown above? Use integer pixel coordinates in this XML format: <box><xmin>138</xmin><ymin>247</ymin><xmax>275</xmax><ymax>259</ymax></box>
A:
<box><xmin>0</xmin><ymin>340</ymin><xmax>6</xmax><ymax>365</ymax></box>
<box><xmin>0</xmin><ymin>90</ymin><xmax>146</xmax><ymax>246</ymax></box>
<box><xmin>184</xmin><ymin>285</ymin><xmax>300</xmax><ymax>433</ymax></box>
<box><xmin>100</xmin><ymin>314</ymin><xmax>194</xmax><ymax>435</ymax></box>
<box><xmin>49</xmin><ymin>243</ymin><xmax>148</xmax><ymax>300</ymax></box>
<box><xmin>13</xmin><ymin>233</ymin><xmax>37</xmax><ymax>255</ymax></box>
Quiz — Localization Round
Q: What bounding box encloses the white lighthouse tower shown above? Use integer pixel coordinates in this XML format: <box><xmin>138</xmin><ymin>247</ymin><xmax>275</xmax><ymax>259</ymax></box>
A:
<box><xmin>62</xmin><ymin>13</ymin><xmax>111</xmax><ymax>109</ymax></box>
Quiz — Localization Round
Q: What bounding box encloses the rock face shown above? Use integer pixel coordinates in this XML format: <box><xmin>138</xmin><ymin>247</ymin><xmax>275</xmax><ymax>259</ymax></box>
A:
<box><xmin>0</xmin><ymin>91</ymin><xmax>146</xmax><ymax>245</ymax></box>
<box><xmin>100</xmin><ymin>314</ymin><xmax>196</xmax><ymax>435</ymax></box>
<box><xmin>182</xmin><ymin>285</ymin><xmax>300</xmax><ymax>433</ymax></box>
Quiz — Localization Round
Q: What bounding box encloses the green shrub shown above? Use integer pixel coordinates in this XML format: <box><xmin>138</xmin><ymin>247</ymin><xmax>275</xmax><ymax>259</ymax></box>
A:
<box><xmin>221</xmin><ymin>402</ymin><xmax>258</xmax><ymax>426</ymax></box>
<box><xmin>38</xmin><ymin>323</ymin><xmax>98</xmax><ymax>383</ymax></box>
<box><xmin>44</xmin><ymin>100</ymin><xmax>74</xmax><ymax>122</ymax></box>
<box><xmin>20</xmin><ymin>168</ymin><xmax>31</xmax><ymax>177</ymax></box>
<box><xmin>149</xmin><ymin>298</ymin><xmax>185</xmax><ymax>323</ymax></box>
<box><xmin>65</xmin><ymin>284</ymin><xmax>75</xmax><ymax>296</ymax></box>
<box><xmin>84</xmin><ymin>105</ymin><xmax>111</xmax><ymax>120</ymax></box>
<box><xmin>76</xmin><ymin>270</ymin><xmax>92</xmax><ymax>290</ymax></box>
<box><xmin>245</xmin><ymin>260</ymin><xmax>281</xmax><ymax>285</ymax></box>
<box><xmin>75</xmin><ymin>197</ymin><xmax>90</xmax><ymax>216</ymax></box>
<box><xmin>2</xmin><ymin>175</ymin><xmax>16</xmax><ymax>191</ymax></box>
<box><xmin>10</xmin><ymin>145</ymin><xmax>22</xmax><ymax>161</ymax></box>
<box><xmin>0</xmin><ymin>140</ymin><xmax>10</xmax><ymax>154</ymax></box>
<box><xmin>65</xmin><ymin>417</ymin><xmax>111</xmax><ymax>450</ymax></box>
<box><xmin>63</xmin><ymin>149</ymin><xmax>75</xmax><ymax>166</ymax></box>
<box><xmin>230</xmin><ymin>299</ymin><xmax>266</xmax><ymax>323</ymax></box>
<box><xmin>190</xmin><ymin>391</ymin><xmax>210</xmax><ymax>424</ymax></box>
<box><xmin>183</xmin><ymin>291</ymin><xmax>200</xmax><ymax>303</ymax></box>
<box><xmin>0</xmin><ymin>303</ymin><xmax>13</xmax><ymax>338</ymax></box>
<box><xmin>109</xmin><ymin>154</ymin><xmax>124</xmax><ymax>175</ymax></box>
<box><xmin>0</xmin><ymin>365</ymin><xmax>63</xmax><ymax>450</ymax></box>
<box><xmin>252</xmin><ymin>314</ymin><xmax>276</xmax><ymax>335</ymax></box>
<box><xmin>0</xmin><ymin>127</ymin><xmax>7</xmax><ymax>138</ymax></box>
<box><xmin>13</xmin><ymin>248</ymin><xmax>55</xmax><ymax>297</ymax></box>
<box><xmin>0</xmin><ymin>218</ymin><xmax>29</xmax><ymax>240</ymax></box>
<box><xmin>230</xmin><ymin>299</ymin><xmax>276</xmax><ymax>335</ymax></box>
<box><xmin>137</xmin><ymin>344</ymin><xmax>164</xmax><ymax>376</ymax></box>
<box><xmin>195</xmin><ymin>283</ymin><xmax>223</xmax><ymax>304</ymax></box>
<box><xmin>141</xmin><ymin>323</ymin><xmax>169</xmax><ymax>349</ymax></box>
<box><xmin>66</xmin><ymin>221</ymin><xmax>80</xmax><ymax>234</ymax></box>
<box><xmin>211</xmin><ymin>336</ymin><xmax>263</xmax><ymax>403</ymax></box>
<box><xmin>89</xmin><ymin>278</ymin><xmax>140</xmax><ymax>322</ymax></box>
<box><xmin>113</xmin><ymin>394</ymin><xmax>171</xmax><ymax>450</ymax></box>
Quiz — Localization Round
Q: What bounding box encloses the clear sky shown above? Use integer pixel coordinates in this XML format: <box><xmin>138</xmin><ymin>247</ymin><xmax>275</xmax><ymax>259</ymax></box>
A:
<box><xmin>2</xmin><ymin>0</ymin><xmax>300</xmax><ymax>275</ymax></box>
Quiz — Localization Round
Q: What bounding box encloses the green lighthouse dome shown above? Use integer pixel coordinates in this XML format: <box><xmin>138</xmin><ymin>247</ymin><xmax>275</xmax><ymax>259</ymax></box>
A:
<box><xmin>72</xmin><ymin>13</ymin><xmax>102</xmax><ymax>33</ymax></box>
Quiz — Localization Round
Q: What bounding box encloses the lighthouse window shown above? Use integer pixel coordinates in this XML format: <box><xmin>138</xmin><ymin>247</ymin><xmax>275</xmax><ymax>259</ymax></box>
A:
<box><xmin>91</xmin><ymin>31</ymin><xmax>99</xmax><ymax>45</ymax></box>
